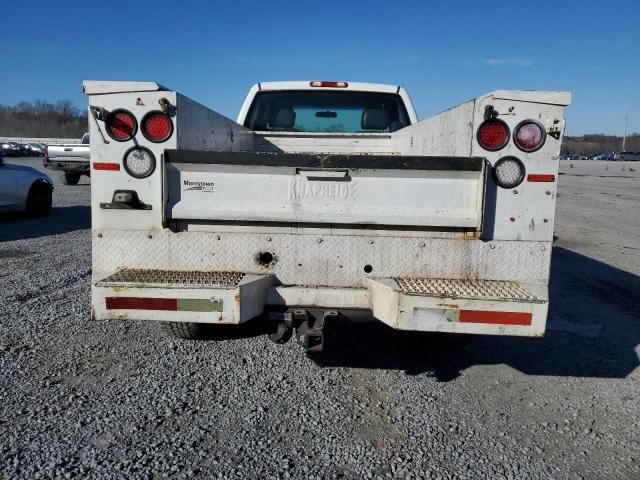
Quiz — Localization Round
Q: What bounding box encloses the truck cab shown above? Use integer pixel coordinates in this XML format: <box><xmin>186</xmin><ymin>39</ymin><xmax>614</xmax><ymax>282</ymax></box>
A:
<box><xmin>237</xmin><ymin>81</ymin><xmax>418</xmax><ymax>130</ymax></box>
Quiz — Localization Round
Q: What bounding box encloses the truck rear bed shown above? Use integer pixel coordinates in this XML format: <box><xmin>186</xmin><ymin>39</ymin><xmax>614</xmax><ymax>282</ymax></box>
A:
<box><xmin>85</xmin><ymin>80</ymin><xmax>569</xmax><ymax>340</ymax></box>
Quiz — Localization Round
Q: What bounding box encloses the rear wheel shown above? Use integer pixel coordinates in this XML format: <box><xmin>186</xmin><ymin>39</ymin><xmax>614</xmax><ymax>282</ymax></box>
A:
<box><xmin>163</xmin><ymin>320</ymin><xmax>264</xmax><ymax>340</ymax></box>
<box><xmin>164</xmin><ymin>322</ymin><xmax>211</xmax><ymax>340</ymax></box>
<box><xmin>26</xmin><ymin>181</ymin><xmax>52</xmax><ymax>217</ymax></box>
<box><xmin>62</xmin><ymin>171</ymin><xmax>81</xmax><ymax>185</ymax></box>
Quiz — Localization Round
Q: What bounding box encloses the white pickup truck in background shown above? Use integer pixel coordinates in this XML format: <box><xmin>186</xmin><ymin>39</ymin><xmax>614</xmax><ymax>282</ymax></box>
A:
<box><xmin>85</xmin><ymin>80</ymin><xmax>570</xmax><ymax>350</ymax></box>
<box><xmin>43</xmin><ymin>132</ymin><xmax>90</xmax><ymax>185</ymax></box>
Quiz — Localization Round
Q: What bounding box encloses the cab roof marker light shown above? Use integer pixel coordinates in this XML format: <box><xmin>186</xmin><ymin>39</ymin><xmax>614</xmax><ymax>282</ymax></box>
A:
<box><xmin>310</xmin><ymin>81</ymin><xmax>349</xmax><ymax>88</ymax></box>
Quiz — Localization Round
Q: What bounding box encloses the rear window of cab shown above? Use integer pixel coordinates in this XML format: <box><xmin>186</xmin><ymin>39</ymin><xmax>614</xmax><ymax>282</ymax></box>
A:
<box><xmin>244</xmin><ymin>90</ymin><xmax>410</xmax><ymax>133</ymax></box>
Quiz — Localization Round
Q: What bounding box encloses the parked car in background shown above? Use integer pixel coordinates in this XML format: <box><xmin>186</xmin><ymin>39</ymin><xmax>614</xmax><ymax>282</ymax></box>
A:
<box><xmin>6</xmin><ymin>142</ymin><xmax>31</xmax><ymax>157</ymax></box>
<box><xmin>1</xmin><ymin>142</ymin><xmax>21</xmax><ymax>157</ymax></box>
<box><xmin>26</xmin><ymin>143</ymin><xmax>45</xmax><ymax>156</ymax></box>
<box><xmin>0</xmin><ymin>153</ymin><xmax>53</xmax><ymax>216</ymax></box>
<box><xmin>595</xmin><ymin>151</ymin><xmax>616</xmax><ymax>161</ymax></box>
<box><xmin>43</xmin><ymin>132</ymin><xmax>90</xmax><ymax>185</ymax></box>
<box><xmin>614</xmin><ymin>151</ymin><xmax>640</xmax><ymax>161</ymax></box>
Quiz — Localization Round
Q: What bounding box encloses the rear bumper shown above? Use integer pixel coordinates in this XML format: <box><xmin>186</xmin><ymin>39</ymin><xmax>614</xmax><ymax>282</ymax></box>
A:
<box><xmin>366</xmin><ymin>278</ymin><xmax>547</xmax><ymax>336</ymax></box>
<box><xmin>92</xmin><ymin>271</ymin><xmax>548</xmax><ymax>337</ymax></box>
<box><xmin>43</xmin><ymin>158</ymin><xmax>90</xmax><ymax>172</ymax></box>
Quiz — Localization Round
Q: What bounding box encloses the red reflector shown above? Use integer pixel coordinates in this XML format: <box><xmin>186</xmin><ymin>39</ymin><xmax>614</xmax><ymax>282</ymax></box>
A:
<box><xmin>93</xmin><ymin>162</ymin><xmax>120</xmax><ymax>171</ymax></box>
<box><xmin>142</xmin><ymin>112</ymin><xmax>173</xmax><ymax>142</ymax></box>
<box><xmin>477</xmin><ymin>120</ymin><xmax>509</xmax><ymax>151</ymax></box>
<box><xmin>459</xmin><ymin>310</ymin><xmax>532</xmax><ymax>326</ymax></box>
<box><xmin>106</xmin><ymin>110</ymin><xmax>137</xmax><ymax>141</ymax></box>
<box><xmin>106</xmin><ymin>297</ymin><xmax>177</xmax><ymax>311</ymax></box>
<box><xmin>309</xmin><ymin>81</ymin><xmax>348</xmax><ymax>88</ymax></box>
<box><xmin>527</xmin><ymin>174</ymin><xmax>555</xmax><ymax>182</ymax></box>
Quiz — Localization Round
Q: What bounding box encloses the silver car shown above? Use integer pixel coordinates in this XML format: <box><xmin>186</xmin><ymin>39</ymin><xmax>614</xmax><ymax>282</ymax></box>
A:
<box><xmin>0</xmin><ymin>156</ymin><xmax>54</xmax><ymax>216</ymax></box>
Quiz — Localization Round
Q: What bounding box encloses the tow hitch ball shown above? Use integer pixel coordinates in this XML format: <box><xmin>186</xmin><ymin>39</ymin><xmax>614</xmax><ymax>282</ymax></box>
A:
<box><xmin>268</xmin><ymin>309</ymin><xmax>337</xmax><ymax>352</ymax></box>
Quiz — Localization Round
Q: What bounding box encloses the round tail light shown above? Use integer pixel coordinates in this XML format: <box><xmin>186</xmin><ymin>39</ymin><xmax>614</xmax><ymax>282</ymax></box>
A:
<box><xmin>105</xmin><ymin>109</ymin><xmax>137</xmax><ymax>142</ymax></box>
<box><xmin>477</xmin><ymin>119</ymin><xmax>510</xmax><ymax>151</ymax></box>
<box><xmin>141</xmin><ymin>111</ymin><xmax>173</xmax><ymax>143</ymax></box>
<box><xmin>514</xmin><ymin>120</ymin><xmax>546</xmax><ymax>152</ymax></box>
<box><xmin>123</xmin><ymin>147</ymin><xmax>156</xmax><ymax>178</ymax></box>
<box><xmin>493</xmin><ymin>157</ymin><xmax>525</xmax><ymax>189</ymax></box>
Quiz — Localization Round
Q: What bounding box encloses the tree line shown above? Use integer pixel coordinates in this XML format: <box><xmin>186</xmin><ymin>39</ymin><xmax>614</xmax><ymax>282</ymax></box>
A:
<box><xmin>1</xmin><ymin>100</ymin><xmax>638</xmax><ymax>153</ymax></box>
<box><xmin>0</xmin><ymin>100</ymin><xmax>88</xmax><ymax>138</ymax></box>
<box><xmin>562</xmin><ymin>133</ymin><xmax>640</xmax><ymax>155</ymax></box>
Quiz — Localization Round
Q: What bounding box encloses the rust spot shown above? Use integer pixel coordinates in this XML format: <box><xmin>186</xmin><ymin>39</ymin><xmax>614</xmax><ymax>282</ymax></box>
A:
<box><xmin>436</xmin><ymin>303</ymin><xmax>459</xmax><ymax>309</ymax></box>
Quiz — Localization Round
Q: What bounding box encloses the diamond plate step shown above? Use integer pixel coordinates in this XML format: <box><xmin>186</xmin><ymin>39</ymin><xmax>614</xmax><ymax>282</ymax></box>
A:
<box><xmin>97</xmin><ymin>269</ymin><xmax>245</xmax><ymax>289</ymax></box>
<box><xmin>395</xmin><ymin>277</ymin><xmax>544</xmax><ymax>303</ymax></box>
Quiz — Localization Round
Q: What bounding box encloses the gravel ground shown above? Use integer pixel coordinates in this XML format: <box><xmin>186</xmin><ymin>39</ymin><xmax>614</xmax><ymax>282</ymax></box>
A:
<box><xmin>1</xmin><ymin>159</ymin><xmax>638</xmax><ymax>479</ymax></box>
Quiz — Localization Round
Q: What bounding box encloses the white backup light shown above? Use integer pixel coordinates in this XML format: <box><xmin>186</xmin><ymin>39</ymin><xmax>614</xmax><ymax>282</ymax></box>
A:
<box><xmin>493</xmin><ymin>157</ymin><xmax>525</xmax><ymax>189</ymax></box>
<box><xmin>124</xmin><ymin>147</ymin><xmax>156</xmax><ymax>178</ymax></box>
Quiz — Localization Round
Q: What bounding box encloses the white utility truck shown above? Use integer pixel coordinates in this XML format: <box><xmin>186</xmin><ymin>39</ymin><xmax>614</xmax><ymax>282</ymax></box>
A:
<box><xmin>85</xmin><ymin>80</ymin><xmax>570</xmax><ymax>350</ymax></box>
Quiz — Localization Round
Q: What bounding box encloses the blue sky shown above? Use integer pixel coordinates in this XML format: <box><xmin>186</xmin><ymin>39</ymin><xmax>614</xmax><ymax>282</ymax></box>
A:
<box><xmin>1</xmin><ymin>0</ymin><xmax>638</xmax><ymax>135</ymax></box>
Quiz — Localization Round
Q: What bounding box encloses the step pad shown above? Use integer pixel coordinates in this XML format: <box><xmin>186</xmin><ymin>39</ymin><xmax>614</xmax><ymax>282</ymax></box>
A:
<box><xmin>97</xmin><ymin>269</ymin><xmax>245</xmax><ymax>289</ymax></box>
<box><xmin>395</xmin><ymin>277</ymin><xmax>543</xmax><ymax>303</ymax></box>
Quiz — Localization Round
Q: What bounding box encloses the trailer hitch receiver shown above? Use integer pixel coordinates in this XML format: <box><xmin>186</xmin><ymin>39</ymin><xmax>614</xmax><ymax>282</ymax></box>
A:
<box><xmin>268</xmin><ymin>309</ymin><xmax>338</xmax><ymax>352</ymax></box>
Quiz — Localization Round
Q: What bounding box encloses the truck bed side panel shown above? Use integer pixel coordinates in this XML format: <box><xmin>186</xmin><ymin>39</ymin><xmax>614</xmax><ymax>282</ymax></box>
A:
<box><xmin>176</xmin><ymin>94</ymin><xmax>256</xmax><ymax>152</ymax></box>
<box><xmin>391</xmin><ymin>101</ymin><xmax>475</xmax><ymax>157</ymax></box>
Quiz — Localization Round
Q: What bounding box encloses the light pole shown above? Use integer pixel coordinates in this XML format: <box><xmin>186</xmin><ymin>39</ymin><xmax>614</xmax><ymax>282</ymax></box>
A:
<box><xmin>622</xmin><ymin>104</ymin><xmax>629</xmax><ymax>152</ymax></box>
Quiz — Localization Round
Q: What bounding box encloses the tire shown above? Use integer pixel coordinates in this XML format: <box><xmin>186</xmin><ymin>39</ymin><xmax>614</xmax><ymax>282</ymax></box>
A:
<box><xmin>62</xmin><ymin>171</ymin><xmax>81</xmax><ymax>185</ymax></box>
<box><xmin>26</xmin><ymin>181</ymin><xmax>52</xmax><ymax>217</ymax></box>
<box><xmin>164</xmin><ymin>322</ymin><xmax>210</xmax><ymax>340</ymax></box>
<box><xmin>163</xmin><ymin>321</ymin><xmax>260</xmax><ymax>340</ymax></box>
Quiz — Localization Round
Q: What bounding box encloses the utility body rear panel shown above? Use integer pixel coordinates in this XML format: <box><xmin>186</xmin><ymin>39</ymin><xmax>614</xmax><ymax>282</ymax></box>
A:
<box><xmin>86</xmin><ymin>80</ymin><xmax>570</xmax><ymax>338</ymax></box>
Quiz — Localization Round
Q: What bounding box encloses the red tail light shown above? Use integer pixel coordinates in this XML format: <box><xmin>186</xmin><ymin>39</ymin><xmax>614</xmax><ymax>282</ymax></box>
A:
<box><xmin>514</xmin><ymin>120</ymin><xmax>546</xmax><ymax>152</ymax></box>
<box><xmin>477</xmin><ymin>120</ymin><xmax>510</xmax><ymax>151</ymax></box>
<box><xmin>141</xmin><ymin>111</ymin><xmax>173</xmax><ymax>143</ymax></box>
<box><xmin>44</xmin><ymin>145</ymin><xmax>48</xmax><ymax>158</ymax></box>
<box><xmin>105</xmin><ymin>110</ymin><xmax>137</xmax><ymax>142</ymax></box>
<box><xmin>310</xmin><ymin>81</ymin><xmax>348</xmax><ymax>88</ymax></box>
